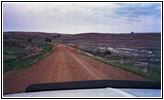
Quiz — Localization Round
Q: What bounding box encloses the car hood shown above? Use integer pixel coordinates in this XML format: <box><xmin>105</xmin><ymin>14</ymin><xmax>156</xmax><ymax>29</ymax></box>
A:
<box><xmin>4</xmin><ymin>87</ymin><xmax>161</xmax><ymax>97</ymax></box>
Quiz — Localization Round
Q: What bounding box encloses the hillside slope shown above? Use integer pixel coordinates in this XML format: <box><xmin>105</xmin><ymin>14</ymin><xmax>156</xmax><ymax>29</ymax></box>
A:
<box><xmin>3</xmin><ymin>31</ymin><xmax>161</xmax><ymax>48</ymax></box>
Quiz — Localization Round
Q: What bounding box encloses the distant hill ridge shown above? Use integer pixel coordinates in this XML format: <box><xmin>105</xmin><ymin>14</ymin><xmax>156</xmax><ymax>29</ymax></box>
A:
<box><xmin>3</xmin><ymin>31</ymin><xmax>161</xmax><ymax>48</ymax></box>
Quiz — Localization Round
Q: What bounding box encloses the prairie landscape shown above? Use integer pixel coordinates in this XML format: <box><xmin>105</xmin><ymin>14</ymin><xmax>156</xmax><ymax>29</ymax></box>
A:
<box><xmin>3</xmin><ymin>31</ymin><xmax>161</xmax><ymax>94</ymax></box>
<box><xmin>3</xmin><ymin>2</ymin><xmax>162</xmax><ymax>96</ymax></box>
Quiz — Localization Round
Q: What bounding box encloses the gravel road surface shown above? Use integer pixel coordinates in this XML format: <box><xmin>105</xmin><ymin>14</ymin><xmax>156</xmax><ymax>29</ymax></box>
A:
<box><xmin>3</xmin><ymin>44</ymin><xmax>150</xmax><ymax>95</ymax></box>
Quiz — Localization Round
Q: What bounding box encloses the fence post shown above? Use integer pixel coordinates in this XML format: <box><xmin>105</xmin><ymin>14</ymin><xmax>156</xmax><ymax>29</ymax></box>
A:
<box><xmin>147</xmin><ymin>57</ymin><xmax>150</xmax><ymax>72</ymax></box>
<box><xmin>147</xmin><ymin>51</ymin><xmax>152</xmax><ymax>72</ymax></box>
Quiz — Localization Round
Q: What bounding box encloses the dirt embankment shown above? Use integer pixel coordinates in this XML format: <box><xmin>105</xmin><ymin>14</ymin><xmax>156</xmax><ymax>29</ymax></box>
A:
<box><xmin>3</xmin><ymin>44</ymin><xmax>150</xmax><ymax>95</ymax></box>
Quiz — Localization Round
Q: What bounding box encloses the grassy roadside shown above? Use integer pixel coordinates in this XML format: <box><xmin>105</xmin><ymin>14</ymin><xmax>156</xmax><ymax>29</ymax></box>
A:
<box><xmin>77</xmin><ymin>50</ymin><xmax>161</xmax><ymax>82</ymax></box>
<box><xmin>3</xmin><ymin>50</ymin><xmax>53</xmax><ymax>74</ymax></box>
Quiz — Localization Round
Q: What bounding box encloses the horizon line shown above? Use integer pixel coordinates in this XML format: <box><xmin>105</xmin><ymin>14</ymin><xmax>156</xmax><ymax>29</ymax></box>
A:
<box><xmin>3</xmin><ymin>31</ymin><xmax>161</xmax><ymax>34</ymax></box>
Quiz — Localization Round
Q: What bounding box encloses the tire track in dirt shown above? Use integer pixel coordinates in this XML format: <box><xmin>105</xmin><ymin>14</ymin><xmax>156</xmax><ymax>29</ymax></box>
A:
<box><xmin>67</xmin><ymin>48</ymin><xmax>108</xmax><ymax>79</ymax></box>
<box><xmin>3</xmin><ymin>44</ymin><xmax>151</xmax><ymax>95</ymax></box>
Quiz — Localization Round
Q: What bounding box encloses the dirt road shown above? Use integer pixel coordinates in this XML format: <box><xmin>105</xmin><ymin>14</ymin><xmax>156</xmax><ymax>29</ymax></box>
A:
<box><xmin>3</xmin><ymin>44</ymin><xmax>150</xmax><ymax>95</ymax></box>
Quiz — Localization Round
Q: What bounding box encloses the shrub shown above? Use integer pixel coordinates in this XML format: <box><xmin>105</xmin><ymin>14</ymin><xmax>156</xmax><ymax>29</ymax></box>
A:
<box><xmin>4</xmin><ymin>36</ymin><xmax>9</xmax><ymax>40</ymax></box>
<box><xmin>131</xmin><ymin>31</ymin><xmax>134</xmax><ymax>34</ymax></box>
<box><xmin>104</xmin><ymin>50</ymin><xmax>111</xmax><ymax>55</ymax></box>
<box><xmin>53</xmin><ymin>36</ymin><xmax>57</xmax><ymax>39</ymax></box>
<box><xmin>57</xmin><ymin>34</ymin><xmax>61</xmax><ymax>37</ymax></box>
<box><xmin>96</xmin><ymin>50</ymin><xmax>102</xmax><ymax>55</ymax></box>
<box><xmin>27</xmin><ymin>38</ymin><xmax>32</xmax><ymax>43</ymax></box>
<box><xmin>45</xmin><ymin>38</ymin><xmax>52</xmax><ymax>42</ymax></box>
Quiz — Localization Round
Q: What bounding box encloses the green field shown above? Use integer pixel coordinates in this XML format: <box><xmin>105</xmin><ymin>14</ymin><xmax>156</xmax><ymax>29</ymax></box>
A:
<box><xmin>3</xmin><ymin>50</ymin><xmax>52</xmax><ymax>73</ymax></box>
<box><xmin>3</xmin><ymin>41</ymin><xmax>53</xmax><ymax>74</ymax></box>
<box><xmin>78</xmin><ymin>50</ymin><xmax>161</xmax><ymax>82</ymax></box>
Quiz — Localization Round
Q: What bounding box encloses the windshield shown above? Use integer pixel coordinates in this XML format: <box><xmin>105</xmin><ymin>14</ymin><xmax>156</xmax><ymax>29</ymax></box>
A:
<box><xmin>3</xmin><ymin>2</ymin><xmax>161</xmax><ymax>97</ymax></box>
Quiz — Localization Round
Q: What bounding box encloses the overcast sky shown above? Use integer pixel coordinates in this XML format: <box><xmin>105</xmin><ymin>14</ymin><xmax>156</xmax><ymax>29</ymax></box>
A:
<box><xmin>3</xmin><ymin>2</ymin><xmax>161</xmax><ymax>34</ymax></box>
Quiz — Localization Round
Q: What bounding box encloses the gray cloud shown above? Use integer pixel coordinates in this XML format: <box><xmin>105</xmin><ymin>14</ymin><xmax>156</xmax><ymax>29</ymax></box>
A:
<box><xmin>3</xmin><ymin>2</ymin><xmax>161</xmax><ymax>33</ymax></box>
